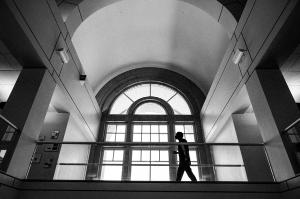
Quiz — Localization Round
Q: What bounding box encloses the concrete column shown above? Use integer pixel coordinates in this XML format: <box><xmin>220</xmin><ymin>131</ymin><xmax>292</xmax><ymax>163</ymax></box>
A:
<box><xmin>246</xmin><ymin>69</ymin><xmax>300</xmax><ymax>181</ymax></box>
<box><xmin>2</xmin><ymin>68</ymin><xmax>55</xmax><ymax>178</ymax></box>
<box><xmin>27</xmin><ymin>112</ymin><xmax>69</xmax><ymax>180</ymax></box>
<box><xmin>232</xmin><ymin>113</ymin><xmax>273</xmax><ymax>182</ymax></box>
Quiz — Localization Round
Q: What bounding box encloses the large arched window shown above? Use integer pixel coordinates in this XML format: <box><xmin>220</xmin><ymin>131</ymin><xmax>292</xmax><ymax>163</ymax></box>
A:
<box><xmin>97</xmin><ymin>83</ymin><xmax>202</xmax><ymax>181</ymax></box>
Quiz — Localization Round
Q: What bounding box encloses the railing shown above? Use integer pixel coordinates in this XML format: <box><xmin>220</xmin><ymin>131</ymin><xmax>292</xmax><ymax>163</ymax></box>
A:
<box><xmin>283</xmin><ymin>117</ymin><xmax>300</xmax><ymax>173</ymax></box>
<box><xmin>0</xmin><ymin>114</ymin><xmax>19</xmax><ymax>172</ymax></box>
<box><xmin>28</xmin><ymin>141</ymin><xmax>274</xmax><ymax>182</ymax></box>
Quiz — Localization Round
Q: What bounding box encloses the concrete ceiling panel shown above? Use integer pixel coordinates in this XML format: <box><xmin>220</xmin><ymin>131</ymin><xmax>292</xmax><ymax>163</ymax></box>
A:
<box><xmin>14</xmin><ymin>0</ymin><xmax>61</xmax><ymax>59</ymax></box>
<box><xmin>242</xmin><ymin>0</ymin><xmax>288</xmax><ymax>59</ymax></box>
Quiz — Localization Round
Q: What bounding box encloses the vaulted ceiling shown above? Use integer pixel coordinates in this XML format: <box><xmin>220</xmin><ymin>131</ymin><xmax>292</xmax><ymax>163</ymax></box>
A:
<box><xmin>70</xmin><ymin>0</ymin><xmax>234</xmax><ymax>94</ymax></box>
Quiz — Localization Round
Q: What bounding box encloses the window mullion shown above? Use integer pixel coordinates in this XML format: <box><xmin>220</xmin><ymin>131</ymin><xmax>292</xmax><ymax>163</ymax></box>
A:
<box><xmin>122</xmin><ymin>122</ymin><xmax>132</xmax><ymax>181</ymax></box>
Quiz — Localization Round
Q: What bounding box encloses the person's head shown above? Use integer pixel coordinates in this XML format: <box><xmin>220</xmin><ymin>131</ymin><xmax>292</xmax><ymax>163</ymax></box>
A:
<box><xmin>175</xmin><ymin>132</ymin><xmax>183</xmax><ymax>140</ymax></box>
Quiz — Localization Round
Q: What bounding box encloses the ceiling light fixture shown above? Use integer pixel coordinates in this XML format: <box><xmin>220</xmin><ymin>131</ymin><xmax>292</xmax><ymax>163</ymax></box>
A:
<box><xmin>232</xmin><ymin>48</ymin><xmax>246</xmax><ymax>65</ymax></box>
<box><xmin>57</xmin><ymin>48</ymin><xmax>70</xmax><ymax>64</ymax></box>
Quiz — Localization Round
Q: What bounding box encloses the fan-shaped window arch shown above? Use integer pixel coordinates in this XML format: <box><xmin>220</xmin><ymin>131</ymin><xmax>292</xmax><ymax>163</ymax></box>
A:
<box><xmin>109</xmin><ymin>83</ymin><xmax>191</xmax><ymax>115</ymax></box>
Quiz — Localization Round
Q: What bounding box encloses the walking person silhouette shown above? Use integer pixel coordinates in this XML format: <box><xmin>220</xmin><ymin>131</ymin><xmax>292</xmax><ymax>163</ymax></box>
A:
<box><xmin>173</xmin><ymin>131</ymin><xmax>197</xmax><ymax>182</ymax></box>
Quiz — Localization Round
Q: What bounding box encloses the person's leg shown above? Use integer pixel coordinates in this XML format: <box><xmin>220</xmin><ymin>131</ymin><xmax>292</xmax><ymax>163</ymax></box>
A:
<box><xmin>185</xmin><ymin>166</ymin><xmax>197</xmax><ymax>182</ymax></box>
<box><xmin>176</xmin><ymin>164</ymin><xmax>184</xmax><ymax>182</ymax></box>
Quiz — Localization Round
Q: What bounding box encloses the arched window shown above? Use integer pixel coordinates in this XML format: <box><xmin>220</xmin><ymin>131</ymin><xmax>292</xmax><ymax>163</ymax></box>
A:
<box><xmin>109</xmin><ymin>83</ymin><xmax>191</xmax><ymax>115</ymax></box>
<box><xmin>97</xmin><ymin>83</ymin><xmax>202</xmax><ymax>181</ymax></box>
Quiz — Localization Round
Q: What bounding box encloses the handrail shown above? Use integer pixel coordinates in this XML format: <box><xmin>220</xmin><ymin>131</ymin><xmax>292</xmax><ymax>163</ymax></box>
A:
<box><xmin>35</xmin><ymin>141</ymin><xmax>264</xmax><ymax>146</ymax></box>
<box><xmin>284</xmin><ymin>117</ymin><xmax>300</xmax><ymax>132</ymax></box>
<box><xmin>0</xmin><ymin>114</ymin><xmax>18</xmax><ymax>130</ymax></box>
<box><xmin>58</xmin><ymin>162</ymin><xmax>245</xmax><ymax>167</ymax></box>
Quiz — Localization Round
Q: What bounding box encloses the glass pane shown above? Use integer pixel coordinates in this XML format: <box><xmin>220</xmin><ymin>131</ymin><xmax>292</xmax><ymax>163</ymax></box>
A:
<box><xmin>185</xmin><ymin>125</ymin><xmax>194</xmax><ymax>133</ymax></box>
<box><xmin>151</xmin><ymin>125</ymin><xmax>159</xmax><ymax>133</ymax></box>
<box><xmin>54</xmin><ymin>165</ymin><xmax>87</xmax><ymax>180</ymax></box>
<box><xmin>101</xmin><ymin>165</ymin><xmax>123</xmax><ymax>180</ymax></box>
<box><xmin>160</xmin><ymin>134</ymin><xmax>168</xmax><ymax>142</ymax></box>
<box><xmin>151</xmin><ymin>134</ymin><xmax>159</xmax><ymax>142</ymax></box>
<box><xmin>142</xmin><ymin>134</ymin><xmax>150</xmax><ymax>142</ymax></box>
<box><xmin>160</xmin><ymin>125</ymin><xmax>168</xmax><ymax>133</ymax></box>
<box><xmin>131</xmin><ymin>166</ymin><xmax>150</xmax><ymax>181</ymax></box>
<box><xmin>0</xmin><ymin>150</ymin><xmax>6</xmax><ymax>163</ymax></box>
<box><xmin>115</xmin><ymin>134</ymin><xmax>125</xmax><ymax>142</ymax></box>
<box><xmin>168</xmin><ymin>94</ymin><xmax>191</xmax><ymax>115</ymax></box>
<box><xmin>151</xmin><ymin>166</ymin><xmax>169</xmax><ymax>181</ymax></box>
<box><xmin>175</xmin><ymin>125</ymin><xmax>184</xmax><ymax>133</ymax></box>
<box><xmin>133</xmin><ymin>125</ymin><xmax>141</xmax><ymax>133</ymax></box>
<box><xmin>142</xmin><ymin>150</ymin><xmax>150</xmax><ymax>161</ymax></box>
<box><xmin>151</xmin><ymin>84</ymin><xmax>176</xmax><ymax>101</ymax></box>
<box><xmin>160</xmin><ymin>151</ymin><xmax>169</xmax><ymax>161</ymax></box>
<box><xmin>181</xmin><ymin>166</ymin><xmax>199</xmax><ymax>181</ymax></box>
<box><xmin>117</xmin><ymin>125</ymin><xmax>126</xmax><ymax>133</ymax></box>
<box><xmin>110</xmin><ymin>94</ymin><xmax>133</xmax><ymax>114</ymax></box>
<box><xmin>185</xmin><ymin>134</ymin><xmax>195</xmax><ymax>142</ymax></box>
<box><xmin>106</xmin><ymin>133</ymin><xmax>115</xmax><ymax>142</ymax></box>
<box><xmin>125</xmin><ymin>84</ymin><xmax>150</xmax><ymax>101</ymax></box>
<box><xmin>189</xmin><ymin>151</ymin><xmax>197</xmax><ymax>162</ymax></box>
<box><xmin>107</xmin><ymin>125</ymin><xmax>116</xmax><ymax>133</ymax></box>
<box><xmin>103</xmin><ymin>150</ymin><xmax>114</xmax><ymax>161</ymax></box>
<box><xmin>133</xmin><ymin>134</ymin><xmax>141</xmax><ymax>142</ymax></box>
<box><xmin>151</xmin><ymin>150</ymin><xmax>159</xmax><ymax>161</ymax></box>
<box><xmin>114</xmin><ymin>150</ymin><xmax>124</xmax><ymax>161</ymax></box>
<box><xmin>132</xmin><ymin>150</ymin><xmax>141</xmax><ymax>161</ymax></box>
<box><xmin>212</xmin><ymin>146</ymin><xmax>244</xmax><ymax>165</ymax></box>
<box><xmin>142</xmin><ymin>125</ymin><xmax>150</xmax><ymax>133</ymax></box>
<box><xmin>215</xmin><ymin>166</ymin><xmax>247</xmax><ymax>181</ymax></box>
<box><xmin>135</xmin><ymin>102</ymin><xmax>166</xmax><ymax>115</ymax></box>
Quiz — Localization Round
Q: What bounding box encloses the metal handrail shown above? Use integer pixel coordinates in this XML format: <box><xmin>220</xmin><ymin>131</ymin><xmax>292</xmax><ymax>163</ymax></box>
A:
<box><xmin>57</xmin><ymin>163</ymin><xmax>245</xmax><ymax>167</ymax></box>
<box><xmin>0</xmin><ymin>114</ymin><xmax>18</xmax><ymax>130</ymax></box>
<box><xmin>35</xmin><ymin>141</ymin><xmax>264</xmax><ymax>146</ymax></box>
<box><xmin>284</xmin><ymin>117</ymin><xmax>300</xmax><ymax>132</ymax></box>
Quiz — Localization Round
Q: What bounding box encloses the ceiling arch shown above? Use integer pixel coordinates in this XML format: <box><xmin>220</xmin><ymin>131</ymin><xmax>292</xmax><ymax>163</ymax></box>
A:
<box><xmin>61</xmin><ymin>0</ymin><xmax>237</xmax><ymax>37</ymax></box>
<box><xmin>72</xmin><ymin>0</ymin><xmax>230</xmax><ymax>95</ymax></box>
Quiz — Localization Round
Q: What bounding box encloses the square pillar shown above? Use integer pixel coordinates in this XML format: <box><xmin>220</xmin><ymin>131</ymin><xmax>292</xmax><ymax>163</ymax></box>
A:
<box><xmin>2</xmin><ymin>68</ymin><xmax>55</xmax><ymax>178</ymax></box>
<box><xmin>246</xmin><ymin>69</ymin><xmax>299</xmax><ymax>181</ymax></box>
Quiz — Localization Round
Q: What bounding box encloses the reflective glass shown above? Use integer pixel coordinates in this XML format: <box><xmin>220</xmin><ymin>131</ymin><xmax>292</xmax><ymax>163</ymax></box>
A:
<box><xmin>168</xmin><ymin>94</ymin><xmax>191</xmax><ymax>115</ymax></box>
<box><xmin>135</xmin><ymin>102</ymin><xmax>166</xmax><ymax>115</ymax></box>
